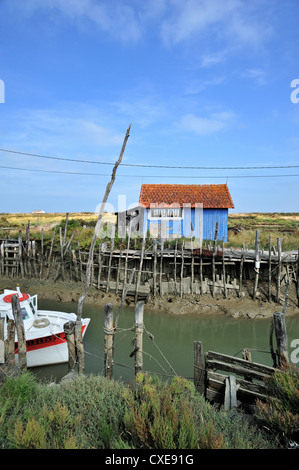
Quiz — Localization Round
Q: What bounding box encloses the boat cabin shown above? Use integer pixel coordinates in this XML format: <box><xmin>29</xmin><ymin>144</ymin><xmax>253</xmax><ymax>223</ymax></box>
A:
<box><xmin>0</xmin><ymin>289</ymin><xmax>38</xmax><ymax>325</ymax></box>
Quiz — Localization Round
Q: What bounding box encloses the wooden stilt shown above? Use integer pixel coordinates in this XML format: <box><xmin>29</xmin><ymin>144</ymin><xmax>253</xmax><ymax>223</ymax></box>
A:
<box><xmin>253</xmin><ymin>230</ymin><xmax>260</xmax><ymax>300</ymax></box>
<box><xmin>276</xmin><ymin>237</ymin><xmax>282</xmax><ymax>304</ymax></box>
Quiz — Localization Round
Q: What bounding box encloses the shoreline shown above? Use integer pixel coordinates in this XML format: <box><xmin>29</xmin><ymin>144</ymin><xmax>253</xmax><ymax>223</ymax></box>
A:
<box><xmin>0</xmin><ymin>278</ymin><xmax>298</xmax><ymax>319</ymax></box>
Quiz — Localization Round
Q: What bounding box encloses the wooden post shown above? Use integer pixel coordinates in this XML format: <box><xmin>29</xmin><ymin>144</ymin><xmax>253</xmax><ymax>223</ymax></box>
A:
<box><xmin>74</xmin><ymin>321</ymin><xmax>85</xmax><ymax>375</ymax></box>
<box><xmin>268</xmin><ymin>236</ymin><xmax>272</xmax><ymax>302</ymax></box>
<box><xmin>46</xmin><ymin>225</ymin><xmax>56</xmax><ymax>279</ymax></box>
<box><xmin>191</xmin><ymin>234</ymin><xmax>194</xmax><ymax>294</ymax></box>
<box><xmin>106</xmin><ymin>227</ymin><xmax>115</xmax><ymax>293</ymax></box>
<box><xmin>64</xmin><ymin>321</ymin><xmax>76</xmax><ymax>371</ymax></box>
<box><xmin>159</xmin><ymin>239</ymin><xmax>164</xmax><ymax>297</ymax></box>
<box><xmin>212</xmin><ymin>223</ymin><xmax>219</xmax><ymax>297</ymax></box>
<box><xmin>32</xmin><ymin>240</ymin><xmax>38</xmax><ymax>278</ymax></box>
<box><xmin>18</xmin><ymin>230</ymin><xmax>24</xmax><ymax>279</ymax></box>
<box><xmin>253</xmin><ymin>230</ymin><xmax>260</xmax><ymax>300</ymax></box>
<box><xmin>122</xmin><ymin>223</ymin><xmax>131</xmax><ymax>297</ymax></box>
<box><xmin>297</xmin><ymin>247</ymin><xmax>299</xmax><ymax>308</ymax></box>
<box><xmin>194</xmin><ymin>341</ymin><xmax>205</xmax><ymax>395</ymax></box>
<box><xmin>0</xmin><ymin>317</ymin><xmax>4</xmax><ymax>364</ymax></box>
<box><xmin>104</xmin><ymin>303</ymin><xmax>114</xmax><ymax>379</ymax></box>
<box><xmin>239</xmin><ymin>254</ymin><xmax>244</xmax><ymax>298</ymax></box>
<box><xmin>134</xmin><ymin>301</ymin><xmax>144</xmax><ymax>379</ymax></box>
<box><xmin>174</xmin><ymin>238</ymin><xmax>178</xmax><ymax>296</ymax></box>
<box><xmin>11</xmin><ymin>295</ymin><xmax>27</xmax><ymax>370</ymax></box>
<box><xmin>39</xmin><ymin>228</ymin><xmax>44</xmax><ymax>280</ymax></box>
<box><xmin>273</xmin><ymin>311</ymin><xmax>289</xmax><ymax>367</ymax></box>
<box><xmin>6</xmin><ymin>320</ymin><xmax>15</xmax><ymax>366</ymax></box>
<box><xmin>242</xmin><ymin>348</ymin><xmax>252</xmax><ymax>382</ymax></box>
<box><xmin>153</xmin><ymin>242</ymin><xmax>157</xmax><ymax>297</ymax></box>
<box><xmin>77</xmin><ymin>125</ymin><xmax>131</xmax><ymax>321</ymax></box>
<box><xmin>200</xmin><ymin>243</ymin><xmax>203</xmax><ymax>295</ymax></box>
<box><xmin>222</xmin><ymin>238</ymin><xmax>227</xmax><ymax>299</ymax></box>
<box><xmin>135</xmin><ymin>235</ymin><xmax>146</xmax><ymax>303</ymax></box>
<box><xmin>180</xmin><ymin>240</ymin><xmax>185</xmax><ymax>298</ymax></box>
<box><xmin>276</xmin><ymin>237</ymin><xmax>282</xmax><ymax>304</ymax></box>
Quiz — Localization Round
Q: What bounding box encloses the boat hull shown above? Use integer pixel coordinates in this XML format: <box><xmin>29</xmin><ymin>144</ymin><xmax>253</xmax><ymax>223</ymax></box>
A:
<box><xmin>14</xmin><ymin>322</ymin><xmax>89</xmax><ymax>368</ymax></box>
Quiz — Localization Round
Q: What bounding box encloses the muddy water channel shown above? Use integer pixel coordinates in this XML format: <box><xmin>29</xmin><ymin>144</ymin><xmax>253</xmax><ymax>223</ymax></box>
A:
<box><xmin>32</xmin><ymin>300</ymin><xmax>299</xmax><ymax>384</ymax></box>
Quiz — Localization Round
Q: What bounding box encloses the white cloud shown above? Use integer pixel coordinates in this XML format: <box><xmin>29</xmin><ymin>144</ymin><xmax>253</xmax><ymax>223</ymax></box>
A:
<box><xmin>160</xmin><ymin>0</ymin><xmax>271</xmax><ymax>47</ymax></box>
<box><xmin>177</xmin><ymin>111</ymin><xmax>236</xmax><ymax>135</ymax></box>
<box><xmin>242</xmin><ymin>68</ymin><xmax>268</xmax><ymax>86</ymax></box>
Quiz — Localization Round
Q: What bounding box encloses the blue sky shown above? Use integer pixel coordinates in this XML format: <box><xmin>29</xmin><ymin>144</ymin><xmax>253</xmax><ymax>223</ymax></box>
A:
<box><xmin>0</xmin><ymin>0</ymin><xmax>299</xmax><ymax>214</ymax></box>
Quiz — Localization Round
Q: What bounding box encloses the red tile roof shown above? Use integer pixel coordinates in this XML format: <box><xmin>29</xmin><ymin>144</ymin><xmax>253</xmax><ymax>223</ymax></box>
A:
<box><xmin>139</xmin><ymin>184</ymin><xmax>234</xmax><ymax>209</ymax></box>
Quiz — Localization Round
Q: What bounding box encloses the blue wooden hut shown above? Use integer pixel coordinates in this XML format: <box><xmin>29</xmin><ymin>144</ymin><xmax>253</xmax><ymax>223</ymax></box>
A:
<box><xmin>139</xmin><ymin>184</ymin><xmax>234</xmax><ymax>242</ymax></box>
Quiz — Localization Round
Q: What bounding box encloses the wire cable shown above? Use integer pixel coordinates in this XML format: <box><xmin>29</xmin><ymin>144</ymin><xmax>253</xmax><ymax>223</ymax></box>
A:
<box><xmin>1</xmin><ymin>147</ymin><xmax>299</xmax><ymax>170</ymax></box>
<box><xmin>0</xmin><ymin>164</ymin><xmax>299</xmax><ymax>179</ymax></box>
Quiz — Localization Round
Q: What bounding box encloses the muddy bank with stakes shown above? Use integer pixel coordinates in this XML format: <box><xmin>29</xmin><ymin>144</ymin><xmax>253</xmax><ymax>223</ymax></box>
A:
<box><xmin>0</xmin><ymin>278</ymin><xmax>298</xmax><ymax>320</ymax></box>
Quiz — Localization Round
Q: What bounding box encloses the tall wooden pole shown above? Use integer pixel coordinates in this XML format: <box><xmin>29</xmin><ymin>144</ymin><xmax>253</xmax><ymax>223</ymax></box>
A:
<box><xmin>77</xmin><ymin>124</ymin><xmax>131</xmax><ymax>320</ymax></box>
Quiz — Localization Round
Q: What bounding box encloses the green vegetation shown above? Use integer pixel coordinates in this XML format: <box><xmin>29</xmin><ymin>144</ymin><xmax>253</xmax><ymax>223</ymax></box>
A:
<box><xmin>255</xmin><ymin>365</ymin><xmax>299</xmax><ymax>446</ymax></box>
<box><xmin>228</xmin><ymin>213</ymin><xmax>299</xmax><ymax>251</ymax></box>
<box><xmin>0</xmin><ymin>370</ymin><xmax>282</xmax><ymax>449</ymax></box>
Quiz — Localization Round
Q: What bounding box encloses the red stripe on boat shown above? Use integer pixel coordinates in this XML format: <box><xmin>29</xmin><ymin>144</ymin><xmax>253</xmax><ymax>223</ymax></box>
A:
<box><xmin>14</xmin><ymin>324</ymin><xmax>87</xmax><ymax>353</ymax></box>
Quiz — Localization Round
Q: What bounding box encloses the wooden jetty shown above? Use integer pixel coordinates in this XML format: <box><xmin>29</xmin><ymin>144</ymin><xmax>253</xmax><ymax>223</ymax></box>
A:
<box><xmin>0</xmin><ymin>227</ymin><xmax>299</xmax><ymax>306</ymax></box>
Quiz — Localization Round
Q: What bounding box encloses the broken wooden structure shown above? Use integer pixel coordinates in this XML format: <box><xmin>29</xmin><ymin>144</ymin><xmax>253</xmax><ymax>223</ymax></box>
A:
<box><xmin>1</xmin><ymin>226</ymin><xmax>299</xmax><ymax>306</ymax></box>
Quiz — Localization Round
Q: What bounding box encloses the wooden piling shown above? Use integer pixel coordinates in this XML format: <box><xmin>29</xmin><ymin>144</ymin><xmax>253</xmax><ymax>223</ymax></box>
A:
<box><xmin>74</xmin><ymin>321</ymin><xmax>85</xmax><ymax>375</ymax></box>
<box><xmin>106</xmin><ymin>227</ymin><xmax>115</xmax><ymax>293</ymax></box>
<box><xmin>276</xmin><ymin>237</ymin><xmax>282</xmax><ymax>304</ymax></box>
<box><xmin>11</xmin><ymin>295</ymin><xmax>27</xmax><ymax>370</ymax></box>
<box><xmin>159</xmin><ymin>239</ymin><xmax>164</xmax><ymax>297</ymax></box>
<box><xmin>273</xmin><ymin>311</ymin><xmax>289</xmax><ymax>367</ymax></box>
<box><xmin>212</xmin><ymin>223</ymin><xmax>219</xmax><ymax>297</ymax></box>
<box><xmin>104</xmin><ymin>303</ymin><xmax>114</xmax><ymax>379</ymax></box>
<box><xmin>135</xmin><ymin>235</ymin><xmax>146</xmax><ymax>303</ymax></box>
<box><xmin>46</xmin><ymin>225</ymin><xmax>56</xmax><ymax>279</ymax></box>
<box><xmin>253</xmin><ymin>230</ymin><xmax>260</xmax><ymax>300</ymax></box>
<box><xmin>174</xmin><ymin>238</ymin><xmax>178</xmax><ymax>296</ymax></box>
<box><xmin>153</xmin><ymin>242</ymin><xmax>157</xmax><ymax>296</ymax></box>
<box><xmin>64</xmin><ymin>321</ymin><xmax>76</xmax><ymax>371</ymax></box>
<box><xmin>194</xmin><ymin>341</ymin><xmax>205</xmax><ymax>395</ymax></box>
<box><xmin>134</xmin><ymin>301</ymin><xmax>144</xmax><ymax>379</ymax></box>
<box><xmin>239</xmin><ymin>254</ymin><xmax>244</xmax><ymax>298</ymax></box>
<box><xmin>180</xmin><ymin>240</ymin><xmax>185</xmax><ymax>298</ymax></box>
<box><xmin>222</xmin><ymin>237</ymin><xmax>227</xmax><ymax>299</ymax></box>
<box><xmin>268</xmin><ymin>236</ymin><xmax>272</xmax><ymax>302</ymax></box>
<box><xmin>6</xmin><ymin>320</ymin><xmax>15</xmax><ymax>366</ymax></box>
<box><xmin>0</xmin><ymin>318</ymin><xmax>4</xmax><ymax>364</ymax></box>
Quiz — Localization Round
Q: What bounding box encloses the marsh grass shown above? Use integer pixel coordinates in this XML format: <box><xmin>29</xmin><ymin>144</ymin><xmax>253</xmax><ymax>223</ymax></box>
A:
<box><xmin>0</xmin><ymin>371</ymin><xmax>277</xmax><ymax>449</ymax></box>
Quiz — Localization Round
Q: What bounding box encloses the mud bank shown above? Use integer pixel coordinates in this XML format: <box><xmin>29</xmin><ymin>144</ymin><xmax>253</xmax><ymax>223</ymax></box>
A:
<box><xmin>0</xmin><ymin>278</ymin><xmax>298</xmax><ymax>319</ymax></box>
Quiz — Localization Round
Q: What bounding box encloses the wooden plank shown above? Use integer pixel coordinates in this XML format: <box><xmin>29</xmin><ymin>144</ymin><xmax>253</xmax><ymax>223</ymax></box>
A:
<box><xmin>207</xmin><ymin>371</ymin><xmax>272</xmax><ymax>404</ymax></box>
<box><xmin>205</xmin><ymin>351</ymin><xmax>275</xmax><ymax>381</ymax></box>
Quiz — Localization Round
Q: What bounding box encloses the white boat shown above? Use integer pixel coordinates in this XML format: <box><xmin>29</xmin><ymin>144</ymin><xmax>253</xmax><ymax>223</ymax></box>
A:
<box><xmin>0</xmin><ymin>287</ymin><xmax>90</xmax><ymax>368</ymax></box>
